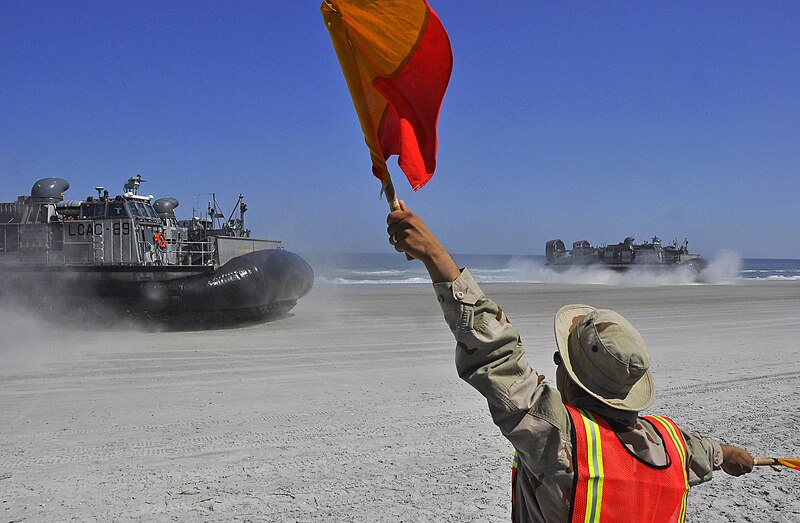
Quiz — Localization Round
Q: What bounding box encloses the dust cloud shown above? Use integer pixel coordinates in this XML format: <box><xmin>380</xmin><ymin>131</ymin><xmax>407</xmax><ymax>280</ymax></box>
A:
<box><xmin>697</xmin><ymin>250</ymin><xmax>742</xmax><ymax>283</ymax></box>
<box><xmin>0</xmin><ymin>296</ymin><xmax>144</xmax><ymax>373</ymax></box>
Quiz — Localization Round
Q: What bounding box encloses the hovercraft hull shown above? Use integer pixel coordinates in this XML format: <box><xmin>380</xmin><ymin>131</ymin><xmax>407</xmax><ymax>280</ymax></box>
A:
<box><xmin>1</xmin><ymin>249</ymin><xmax>314</xmax><ymax>325</ymax></box>
<box><xmin>130</xmin><ymin>249</ymin><xmax>314</xmax><ymax>321</ymax></box>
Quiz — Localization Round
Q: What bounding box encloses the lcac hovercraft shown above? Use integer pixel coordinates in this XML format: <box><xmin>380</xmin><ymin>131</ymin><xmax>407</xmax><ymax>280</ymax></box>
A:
<box><xmin>0</xmin><ymin>175</ymin><xmax>313</xmax><ymax>326</ymax></box>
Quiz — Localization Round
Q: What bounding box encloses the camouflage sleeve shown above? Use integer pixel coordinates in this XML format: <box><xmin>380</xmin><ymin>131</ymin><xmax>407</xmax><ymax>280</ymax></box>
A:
<box><xmin>432</xmin><ymin>269</ymin><xmax>572</xmax><ymax>477</ymax></box>
<box><xmin>681</xmin><ymin>429</ymin><xmax>724</xmax><ymax>486</ymax></box>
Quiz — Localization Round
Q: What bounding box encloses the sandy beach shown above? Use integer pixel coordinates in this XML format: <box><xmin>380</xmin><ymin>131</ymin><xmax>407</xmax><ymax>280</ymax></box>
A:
<box><xmin>2</xmin><ymin>280</ymin><xmax>799</xmax><ymax>522</ymax></box>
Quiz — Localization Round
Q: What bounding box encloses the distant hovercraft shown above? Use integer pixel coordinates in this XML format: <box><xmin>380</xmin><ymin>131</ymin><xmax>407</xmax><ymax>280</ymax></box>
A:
<box><xmin>545</xmin><ymin>236</ymin><xmax>706</xmax><ymax>273</ymax></box>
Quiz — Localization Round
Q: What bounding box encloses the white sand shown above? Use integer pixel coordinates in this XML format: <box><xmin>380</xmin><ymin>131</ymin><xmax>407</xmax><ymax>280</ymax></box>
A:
<box><xmin>2</xmin><ymin>280</ymin><xmax>799</xmax><ymax>522</ymax></box>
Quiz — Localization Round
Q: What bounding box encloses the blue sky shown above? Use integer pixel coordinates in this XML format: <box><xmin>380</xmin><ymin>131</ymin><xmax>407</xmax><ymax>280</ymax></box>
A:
<box><xmin>2</xmin><ymin>1</ymin><xmax>798</xmax><ymax>258</ymax></box>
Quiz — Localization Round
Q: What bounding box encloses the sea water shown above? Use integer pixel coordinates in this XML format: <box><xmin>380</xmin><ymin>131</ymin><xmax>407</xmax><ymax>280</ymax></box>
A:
<box><xmin>738</xmin><ymin>258</ymin><xmax>800</xmax><ymax>280</ymax></box>
<box><xmin>301</xmin><ymin>252</ymin><xmax>800</xmax><ymax>286</ymax></box>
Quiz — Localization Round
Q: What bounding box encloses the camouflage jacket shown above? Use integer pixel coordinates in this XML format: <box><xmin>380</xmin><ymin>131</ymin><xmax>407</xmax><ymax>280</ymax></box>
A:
<box><xmin>433</xmin><ymin>269</ymin><xmax>723</xmax><ymax>523</ymax></box>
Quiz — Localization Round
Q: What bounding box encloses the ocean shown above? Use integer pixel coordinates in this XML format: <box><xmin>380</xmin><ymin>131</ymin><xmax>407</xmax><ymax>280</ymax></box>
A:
<box><xmin>302</xmin><ymin>252</ymin><xmax>800</xmax><ymax>286</ymax></box>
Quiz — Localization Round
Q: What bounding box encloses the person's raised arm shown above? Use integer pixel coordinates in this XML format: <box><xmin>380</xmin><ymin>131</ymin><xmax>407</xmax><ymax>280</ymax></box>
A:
<box><xmin>386</xmin><ymin>201</ymin><xmax>570</xmax><ymax>480</ymax></box>
<box><xmin>386</xmin><ymin>200</ymin><xmax>460</xmax><ymax>283</ymax></box>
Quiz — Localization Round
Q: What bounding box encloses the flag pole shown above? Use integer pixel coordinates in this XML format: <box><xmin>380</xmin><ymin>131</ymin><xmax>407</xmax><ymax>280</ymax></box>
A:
<box><xmin>383</xmin><ymin>178</ymin><xmax>401</xmax><ymax>211</ymax></box>
<box><xmin>753</xmin><ymin>457</ymin><xmax>800</xmax><ymax>470</ymax></box>
<box><xmin>383</xmin><ymin>178</ymin><xmax>414</xmax><ymax>259</ymax></box>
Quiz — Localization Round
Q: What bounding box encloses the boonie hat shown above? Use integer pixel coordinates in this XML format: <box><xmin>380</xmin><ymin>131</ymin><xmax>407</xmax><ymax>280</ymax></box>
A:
<box><xmin>554</xmin><ymin>304</ymin><xmax>654</xmax><ymax>412</ymax></box>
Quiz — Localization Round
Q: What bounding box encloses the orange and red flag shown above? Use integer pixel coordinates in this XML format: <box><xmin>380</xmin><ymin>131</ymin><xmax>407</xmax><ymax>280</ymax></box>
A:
<box><xmin>321</xmin><ymin>0</ymin><xmax>452</xmax><ymax>199</ymax></box>
<box><xmin>775</xmin><ymin>458</ymin><xmax>800</xmax><ymax>470</ymax></box>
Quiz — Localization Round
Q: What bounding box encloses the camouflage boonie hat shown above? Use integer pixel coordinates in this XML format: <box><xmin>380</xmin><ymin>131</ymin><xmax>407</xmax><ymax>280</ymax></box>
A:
<box><xmin>554</xmin><ymin>304</ymin><xmax>654</xmax><ymax>412</ymax></box>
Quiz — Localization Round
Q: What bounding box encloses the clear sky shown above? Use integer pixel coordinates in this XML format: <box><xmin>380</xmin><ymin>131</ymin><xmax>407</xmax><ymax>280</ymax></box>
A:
<box><xmin>2</xmin><ymin>1</ymin><xmax>798</xmax><ymax>258</ymax></box>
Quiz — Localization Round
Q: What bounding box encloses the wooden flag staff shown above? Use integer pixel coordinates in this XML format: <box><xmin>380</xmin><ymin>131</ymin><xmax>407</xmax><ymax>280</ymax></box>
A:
<box><xmin>384</xmin><ymin>178</ymin><xmax>414</xmax><ymax>259</ymax></box>
<box><xmin>753</xmin><ymin>457</ymin><xmax>800</xmax><ymax>470</ymax></box>
<box><xmin>384</xmin><ymin>178</ymin><xmax>401</xmax><ymax>212</ymax></box>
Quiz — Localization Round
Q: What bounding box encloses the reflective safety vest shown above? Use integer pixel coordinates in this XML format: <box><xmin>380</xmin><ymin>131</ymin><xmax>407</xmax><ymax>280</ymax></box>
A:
<box><xmin>510</xmin><ymin>407</ymin><xmax>689</xmax><ymax>523</ymax></box>
<box><xmin>565</xmin><ymin>405</ymin><xmax>690</xmax><ymax>523</ymax></box>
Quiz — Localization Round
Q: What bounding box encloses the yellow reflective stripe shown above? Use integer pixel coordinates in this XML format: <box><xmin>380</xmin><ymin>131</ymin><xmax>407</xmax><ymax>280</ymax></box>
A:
<box><xmin>651</xmin><ymin>416</ymin><xmax>689</xmax><ymax>523</ymax></box>
<box><xmin>579</xmin><ymin>409</ymin><xmax>604</xmax><ymax>523</ymax></box>
<box><xmin>651</xmin><ymin>416</ymin><xmax>687</xmax><ymax>467</ymax></box>
<box><xmin>512</xmin><ymin>450</ymin><xmax>519</xmax><ymax>469</ymax></box>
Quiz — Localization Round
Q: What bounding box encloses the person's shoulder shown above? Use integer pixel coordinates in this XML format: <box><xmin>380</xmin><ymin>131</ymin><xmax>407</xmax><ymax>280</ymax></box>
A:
<box><xmin>527</xmin><ymin>379</ymin><xmax>570</xmax><ymax>435</ymax></box>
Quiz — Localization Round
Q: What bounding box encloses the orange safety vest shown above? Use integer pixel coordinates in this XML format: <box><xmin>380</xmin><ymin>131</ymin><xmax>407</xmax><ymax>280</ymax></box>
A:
<box><xmin>511</xmin><ymin>406</ymin><xmax>689</xmax><ymax>523</ymax></box>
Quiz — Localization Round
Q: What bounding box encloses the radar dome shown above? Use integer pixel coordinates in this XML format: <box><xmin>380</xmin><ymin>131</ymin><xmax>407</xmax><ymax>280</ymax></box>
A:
<box><xmin>31</xmin><ymin>178</ymin><xmax>70</xmax><ymax>202</ymax></box>
<box><xmin>153</xmin><ymin>197</ymin><xmax>179</xmax><ymax>216</ymax></box>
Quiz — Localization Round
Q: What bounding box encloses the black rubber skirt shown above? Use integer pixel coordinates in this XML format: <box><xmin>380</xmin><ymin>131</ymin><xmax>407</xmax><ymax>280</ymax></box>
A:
<box><xmin>134</xmin><ymin>249</ymin><xmax>315</xmax><ymax>322</ymax></box>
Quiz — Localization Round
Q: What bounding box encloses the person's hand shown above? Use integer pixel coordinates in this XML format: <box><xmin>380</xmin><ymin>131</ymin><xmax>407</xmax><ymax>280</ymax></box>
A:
<box><xmin>386</xmin><ymin>201</ymin><xmax>460</xmax><ymax>283</ymax></box>
<box><xmin>720</xmin><ymin>445</ymin><xmax>754</xmax><ymax>476</ymax></box>
<box><xmin>386</xmin><ymin>200</ymin><xmax>439</xmax><ymax>260</ymax></box>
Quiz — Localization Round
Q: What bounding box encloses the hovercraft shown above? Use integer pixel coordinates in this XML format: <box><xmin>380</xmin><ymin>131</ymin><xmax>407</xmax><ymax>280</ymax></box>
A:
<box><xmin>0</xmin><ymin>175</ymin><xmax>313</xmax><ymax>326</ymax></box>
<box><xmin>545</xmin><ymin>236</ymin><xmax>706</xmax><ymax>274</ymax></box>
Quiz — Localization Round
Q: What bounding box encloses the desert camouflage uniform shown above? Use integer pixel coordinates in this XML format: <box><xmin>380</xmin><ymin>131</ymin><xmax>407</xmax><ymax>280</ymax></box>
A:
<box><xmin>433</xmin><ymin>269</ymin><xmax>724</xmax><ymax>523</ymax></box>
